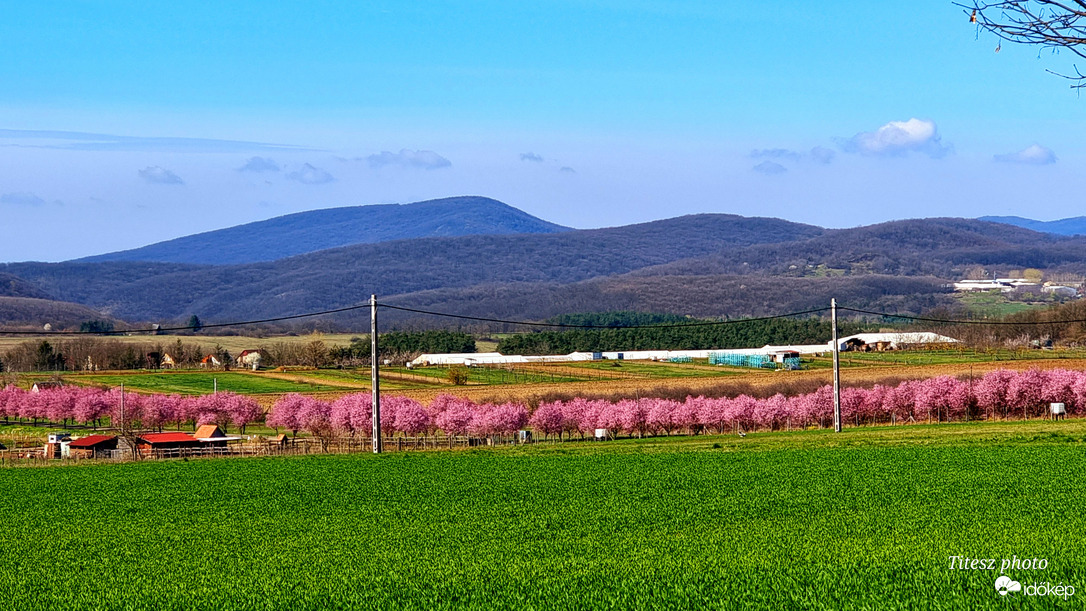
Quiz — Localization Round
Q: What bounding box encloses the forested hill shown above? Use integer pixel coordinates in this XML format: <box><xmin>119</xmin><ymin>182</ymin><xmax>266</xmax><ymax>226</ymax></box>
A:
<box><xmin>3</xmin><ymin>214</ymin><xmax>824</xmax><ymax>321</ymax></box>
<box><xmin>979</xmin><ymin>215</ymin><xmax>1086</xmax><ymax>237</ymax></box>
<box><xmin>77</xmin><ymin>196</ymin><xmax>573</xmax><ymax>265</ymax></box>
<box><xmin>2</xmin><ymin>214</ymin><xmax>1082</xmax><ymax>329</ymax></box>
<box><xmin>0</xmin><ymin>272</ymin><xmax>53</xmax><ymax>299</ymax></box>
<box><xmin>634</xmin><ymin>218</ymin><xmax>1086</xmax><ymax>278</ymax></box>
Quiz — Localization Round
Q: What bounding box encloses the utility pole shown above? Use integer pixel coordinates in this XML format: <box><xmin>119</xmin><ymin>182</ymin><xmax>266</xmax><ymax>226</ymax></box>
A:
<box><xmin>831</xmin><ymin>298</ymin><xmax>842</xmax><ymax>433</ymax></box>
<box><xmin>371</xmin><ymin>294</ymin><xmax>382</xmax><ymax>454</ymax></box>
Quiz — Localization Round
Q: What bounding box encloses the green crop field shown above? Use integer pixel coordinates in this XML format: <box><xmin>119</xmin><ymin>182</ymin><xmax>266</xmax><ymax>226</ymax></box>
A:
<box><xmin>278</xmin><ymin>368</ymin><xmax>433</xmax><ymax>390</ymax></box>
<box><xmin>3</xmin><ymin>421</ymin><xmax>1085</xmax><ymax>609</ymax></box>
<box><xmin>566</xmin><ymin>360</ymin><xmax>746</xmax><ymax>378</ymax></box>
<box><xmin>952</xmin><ymin>291</ymin><xmax>1045</xmax><ymax>318</ymax></box>
<box><xmin>61</xmin><ymin>371</ymin><xmax>342</xmax><ymax>395</ymax></box>
<box><xmin>388</xmin><ymin>365</ymin><xmax>588</xmax><ymax>385</ymax></box>
<box><xmin>804</xmin><ymin>348</ymin><xmax>1086</xmax><ymax>370</ymax></box>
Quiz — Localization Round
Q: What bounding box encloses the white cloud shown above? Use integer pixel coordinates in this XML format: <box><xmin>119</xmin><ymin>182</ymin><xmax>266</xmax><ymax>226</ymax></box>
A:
<box><xmin>238</xmin><ymin>156</ymin><xmax>281</xmax><ymax>172</ymax></box>
<box><xmin>0</xmin><ymin>192</ymin><xmax>46</xmax><ymax>206</ymax></box>
<box><xmin>286</xmin><ymin>163</ymin><xmax>335</xmax><ymax>184</ymax></box>
<box><xmin>138</xmin><ymin>166</ymin><xmax>184</xmax><ymax>185</ymax></box>
<box><xmin>520</xmin><ymin>152</ymin><xmax>544</xmax><ymax>162</ymax></box>
<box><xmin>752</xmin><ymin>161</ymin><xmax>787</xmax><ymax>175</ymax></box>
<box><xmin>838</xmin><ymin>118</ymin><xmax>951</xmax><ymax>158</ymax></box>
<box><xmin>559</xmin><ymin>166</ymin><xmax>577</xmax><ymax>174</ymax></box>
<box><xmin>994</xmin><ymin>144</ymin><xmax>1056</xmax><ymax>165</ymax></box>
<box><xmin>366</xmin><ymin>149</ymin><xmax>451</xmax><ymax>170</ymax></box>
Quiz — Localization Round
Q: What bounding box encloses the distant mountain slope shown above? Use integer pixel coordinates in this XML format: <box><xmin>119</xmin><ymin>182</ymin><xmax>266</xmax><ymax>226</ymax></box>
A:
<box><xmin>0</xmin><ymin>297</ymin><xmax>116</xmax><ymax>331</ymax></box>
<box><xmin>77</xmin><ymin>196</ymin><xmax>572</xmax><ymax>265</ymax></box>
<box><xmin>5</xmin><ymin>215</ymin><xmax>1083</xmax><ymax>327</ymax></box>
<box><xmin>4</xmin><ymin>214</ymin><xmax>825</xmax><ymax>320</ymax></box>
<box><xmin>979</xmin><ymin>215</ymin><xmax>1086</xmax><ymax>236</ymax></box>
<box><xmin>368</xmin><ymin>274</ymin><xmax>954</xmax><ymax>329</ymax></box>
<box><xmin>637</xmin><ymin>218</ymin><xmax>1085</xmax><ymax>278</ymax></box>
<box><xmin>0</xmin><ymin>272</ymin><xmax>54</xmax><ymax>299</ymax></box>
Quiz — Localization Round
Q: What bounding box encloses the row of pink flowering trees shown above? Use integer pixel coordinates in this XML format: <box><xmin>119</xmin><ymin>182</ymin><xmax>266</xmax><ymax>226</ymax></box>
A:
<box><xmin>262</xmin><ymin>368</ymin><xmax>1086</xmax><ymax>444</ymax></box>
<box><xmin>0</xmin><ymin>385</ymin><xmax>262</xmax><ymax>433</ymax></box>
<box><xmin>529</xmin><ymin>368</ymin><xmax>1086</xmax><ymax>438</ymax></box>
<box><xmin>265</xmin><ymin>393</ymin><xmax>530</xmax><ymax>450</ymax></box>
<box><xmin>4</xmin><ymin>368</ymin><xmax>1085</xmax><ymax>442</ymax></box>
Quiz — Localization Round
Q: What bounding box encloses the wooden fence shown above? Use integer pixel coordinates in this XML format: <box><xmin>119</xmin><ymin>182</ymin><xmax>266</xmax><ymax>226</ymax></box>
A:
<box><xmin>0</xmin><ymin>433</ymin><xmax>529</xmax><ymax>467</ymax></box>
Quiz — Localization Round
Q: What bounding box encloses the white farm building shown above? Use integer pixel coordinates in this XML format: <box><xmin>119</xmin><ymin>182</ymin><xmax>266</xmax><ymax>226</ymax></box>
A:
<box><xmin>408</xmin><ymin>332</ymin><xmax>958</xmax><ymax>367</ymax></box>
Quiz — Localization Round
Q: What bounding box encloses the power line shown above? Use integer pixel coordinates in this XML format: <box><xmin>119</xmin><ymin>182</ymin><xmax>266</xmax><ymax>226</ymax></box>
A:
<box><xmin>0</xmin><ymin>302</ymin><xmax>374</xmax><ymax>336</ymax></box>
<box><xmin>2</xmin><ymin>298</ymin><xmax>1082</xmax><ymax>337</ymax></box>
<box><xmin>377</xmin><ymin>304</ymin><xmax>832</xmax><ymax>328</ymax></box>
<box><xmin>838</xmin><ymin>306</ymin><xmax>1086</xmax><ymax>326</ymax></box>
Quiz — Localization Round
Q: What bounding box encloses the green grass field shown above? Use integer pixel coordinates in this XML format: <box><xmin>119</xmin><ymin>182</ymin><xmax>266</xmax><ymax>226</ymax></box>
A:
<box><xmin>388</xmin><ymin>365</ymin><xmax>588</xmax><ymax>385</ymax></box>
<box><xmin>65</xmin><ymin>371</ymin><xmax>343</xmax><ymax>395</ymax></box>
<box><xmin>566</xmin><ymin>360</ymin><xmax>746</xmax><ymax>378</ymax></box>
<box><xmin>3</xmin><ymin>421</ymin><xmax>1085</xmax><ymax>609</ymax></box>
<box><xmin>803</xmin><ymin>347</ymin><xmax>1086</xmax><ymax>369</ymax></box>
<box><xmin>953</xmin><ymin>291</ymin><xmax>1045</xmax><ymax>318</ymax></box>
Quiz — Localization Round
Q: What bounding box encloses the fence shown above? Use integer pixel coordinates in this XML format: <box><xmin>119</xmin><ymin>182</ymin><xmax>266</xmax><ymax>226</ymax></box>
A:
<box><xmin>0</xmin><ymin>434</ymin><xmax>498</xmax><ymax>467</ymax></box>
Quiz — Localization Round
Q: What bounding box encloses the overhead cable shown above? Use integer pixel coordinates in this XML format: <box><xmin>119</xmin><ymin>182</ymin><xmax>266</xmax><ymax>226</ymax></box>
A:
<box><xmin>376</xmin><ymin>304</ymin><xmax>832</xmax><ymax>328</ymax></box>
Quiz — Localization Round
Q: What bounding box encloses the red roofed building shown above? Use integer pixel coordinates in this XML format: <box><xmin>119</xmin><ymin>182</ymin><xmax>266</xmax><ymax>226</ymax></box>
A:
<box><xmin>68</xmin><ymin>435</ymin><xmax>118</xmax><ymax>459</ymax></box>
<box><xmin>135</xmin><ymin>432</ymin><xmax>202</xmax><ymax>457</ymax></box>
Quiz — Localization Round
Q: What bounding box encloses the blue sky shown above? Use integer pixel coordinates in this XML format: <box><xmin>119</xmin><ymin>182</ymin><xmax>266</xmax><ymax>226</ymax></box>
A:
<box><xmin>1</xmin><ymin>1</ymin><xmax>1082</xmax><ymax>261</ymax></box>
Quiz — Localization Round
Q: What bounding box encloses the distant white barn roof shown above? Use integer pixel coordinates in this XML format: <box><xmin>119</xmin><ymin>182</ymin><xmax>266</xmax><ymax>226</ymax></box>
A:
<box><xmin>408</xmin><ymin>331</ymin><xmax>959</xmax><ymax>367</ymax></box>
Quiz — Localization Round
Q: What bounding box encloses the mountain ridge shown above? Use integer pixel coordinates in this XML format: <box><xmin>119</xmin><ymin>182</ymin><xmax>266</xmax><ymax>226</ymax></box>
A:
<box><xmin>76</xmin><ymin>196</ymin><xmax>572</xmax><ymax>265</ymax></box>
<box><xmin>1</xmin><ymin>210</ymin><xmax>1081</xmax><ymax>329</ymax></box>
<box><xmin>978</xmin><ymin>215</ymin><xmax>1086</xmax><ymax>236</ymax></box>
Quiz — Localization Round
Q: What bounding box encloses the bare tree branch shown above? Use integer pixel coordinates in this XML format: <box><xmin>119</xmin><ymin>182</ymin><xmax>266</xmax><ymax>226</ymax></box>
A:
<box><xmin>956</xmin><ymin>1</ymin><xmax>1086</xmax><ymax>87</ymax></box>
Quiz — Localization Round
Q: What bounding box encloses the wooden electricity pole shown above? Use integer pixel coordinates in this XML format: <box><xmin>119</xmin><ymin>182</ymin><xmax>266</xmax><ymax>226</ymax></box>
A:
<box><xmin>371</xmin><ymin>294</ymin><xmax>382</xmax><ymax>454</ymax></box>
<box><xmin>832</xmin><ymin>298</ymin><xmax>842</xmax><ymax>433</ymax></box>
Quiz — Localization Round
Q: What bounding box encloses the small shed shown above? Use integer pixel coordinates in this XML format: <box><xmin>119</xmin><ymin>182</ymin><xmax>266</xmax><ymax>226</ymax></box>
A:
<box><xmin>160</xmin><ymin>353</ymin><xmax>177</xmax><ymax>369</ymax></box>
<box><xmin>194</xmin><ymin>424</ymin><xmax>240</xmax><ymax>449</ymax></box>
<box><xmin>194</xmin><ymin>424</ymin><xmax>225</xmax><ymax>439</ymax></box>
<box><xmin>68</xmin><ymin>435</ymin><xmax>118</xmax><ymax>459</ymax></box>
<box><xmin>772</xmin><ymin>350</ymin><xmax>800</xmax><ymax>363</ymax></box>
<box><xmin>200</xmin><ymin>354</ymin><xmax>221</xmax><ymax>368</ymax></box>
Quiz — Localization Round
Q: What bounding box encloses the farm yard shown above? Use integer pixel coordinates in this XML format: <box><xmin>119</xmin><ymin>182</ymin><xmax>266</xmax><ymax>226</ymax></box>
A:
<box><xmin>5</xmin><ymin>343</ymin><xmax>1086</xmax><ymax>607</ymax></box>
<box><xmin>6</xmin><ymin>355</ymin><xmax>1086</xmax><ymax>456</ymax></box>
<box><xmin>3</xmin><ymin>421</ymin><xmax>1086</xmax><ymax>609</ymax></box>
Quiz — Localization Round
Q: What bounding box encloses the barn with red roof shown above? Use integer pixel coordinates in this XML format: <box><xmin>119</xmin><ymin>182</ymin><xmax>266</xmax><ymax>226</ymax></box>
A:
<box><xmin>134</xmin><ymin>432</ymin><xmax>202</xmax><ymax>457</ymax></box>
<box><xmin>68</xmin><ymin>435</ymin><xmax>118</xmax><ymax>459</ymax></box>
